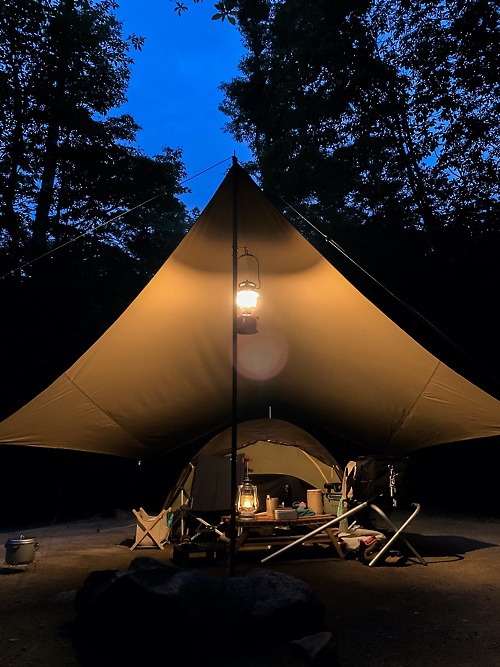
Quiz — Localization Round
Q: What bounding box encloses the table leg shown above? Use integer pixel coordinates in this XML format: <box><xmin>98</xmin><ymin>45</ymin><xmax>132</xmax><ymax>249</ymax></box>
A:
<box><xmin>234</xmin><ymin>527</ymin><xmax>249</xmax><ymax>553</ymax></box>
<box><xmin>325</xmin><ymin>527</ymin><xmax>345</xmax><ymax>558</ymax></box>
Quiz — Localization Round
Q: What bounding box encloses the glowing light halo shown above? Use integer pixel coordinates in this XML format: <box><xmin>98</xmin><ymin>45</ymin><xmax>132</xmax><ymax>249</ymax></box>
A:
<box><xmin>236</xmin><ymin>331</ymin><xmax>288</xmax><ymax>381</ymax></box>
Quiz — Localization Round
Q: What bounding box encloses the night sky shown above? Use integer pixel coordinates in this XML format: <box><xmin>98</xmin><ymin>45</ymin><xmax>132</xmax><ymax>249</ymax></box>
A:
<box><xmin>114</xmin><ymin>0</ymin><xmax>252</xmax><ymax>211</ymax></box>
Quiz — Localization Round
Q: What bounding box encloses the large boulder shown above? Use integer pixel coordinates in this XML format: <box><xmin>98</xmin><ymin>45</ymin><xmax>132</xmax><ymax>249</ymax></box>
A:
<box><xmin>69</xmin><ymin>556</ymin><xmax>338</xmax><ymax>666</ymax></box>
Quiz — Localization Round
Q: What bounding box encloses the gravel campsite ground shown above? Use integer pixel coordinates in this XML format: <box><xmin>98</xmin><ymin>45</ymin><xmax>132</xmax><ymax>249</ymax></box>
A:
<box><xmin>1</xmin><ymin>507</ymin><xmax>500</xmax><ymax>667</ymax></box>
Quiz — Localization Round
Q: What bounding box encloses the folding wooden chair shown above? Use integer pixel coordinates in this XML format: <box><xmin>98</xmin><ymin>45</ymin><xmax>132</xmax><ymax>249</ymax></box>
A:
<box><xmin>130</xmin><ymin>507</ymin><xmax>169</xmax><ymax>550</ymax></box>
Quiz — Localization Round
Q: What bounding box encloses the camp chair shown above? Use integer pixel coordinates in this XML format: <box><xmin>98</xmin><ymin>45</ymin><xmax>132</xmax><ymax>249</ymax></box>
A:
<box><xmin>176</xmin><ymin>481</ymin><xmax>227</xmax><ymax>544</ymax></box>
<box><xmin>130</xmin><ymin>507</ymin><xmax>170</xmax><ymax>550</ymax></box>
<box><xmin>336</xmin><ymin>458</ymin><xmax>426</xmax><ymax>565</ymax></box>
<box><xmin>176</xmin><ymin>454</ymin><xmax>242</xmax><ymax>544</ymax></box>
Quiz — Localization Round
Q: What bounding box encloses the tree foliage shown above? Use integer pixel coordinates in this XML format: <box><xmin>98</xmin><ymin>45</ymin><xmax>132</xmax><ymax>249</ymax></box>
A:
<box><xmin>218</xmin><ymin>0</ymin><xmax>500</xmax><ymax>390</ymax></box>
<box><xmin>0</xmin><ymin>0</ymin><xmax>191</xmax><ymax>415</ymax></box>
<box><xmin>173</xmin><ymin>0</ymin><xmax>238</xmax><ymax>24</ymax></box>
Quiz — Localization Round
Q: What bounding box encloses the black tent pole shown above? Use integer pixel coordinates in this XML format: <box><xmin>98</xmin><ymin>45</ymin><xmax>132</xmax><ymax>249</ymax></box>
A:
<box><xmin>230</xmin><ymin>155</ymin><xmax>238</xmax><ymax>577</ymax></box>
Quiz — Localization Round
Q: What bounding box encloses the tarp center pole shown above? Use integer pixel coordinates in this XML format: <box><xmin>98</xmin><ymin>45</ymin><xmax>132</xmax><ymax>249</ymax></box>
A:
<box><xmin>230</xmin><ymin>155</ymin><xmax>239</xmax><ymax>577</ymax></box>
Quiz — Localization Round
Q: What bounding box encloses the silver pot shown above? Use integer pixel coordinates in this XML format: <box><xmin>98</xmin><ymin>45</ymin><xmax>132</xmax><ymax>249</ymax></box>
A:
<box><xmin>4</xmin><ymin>535</ymin><xmax>39</xmax><ymax>565</ymax></box>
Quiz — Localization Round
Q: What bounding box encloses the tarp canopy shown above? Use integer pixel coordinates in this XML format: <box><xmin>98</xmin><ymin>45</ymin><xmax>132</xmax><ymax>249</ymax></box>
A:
<box><xmin>0</xmin><ymin>162</ymin><xmax>498</xmax><ymax>459</ymax></box>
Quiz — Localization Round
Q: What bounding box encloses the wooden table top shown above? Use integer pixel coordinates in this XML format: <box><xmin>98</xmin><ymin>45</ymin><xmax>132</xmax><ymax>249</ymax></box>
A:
<box><xmin>221</xmin><ymin>512</ymin><xmax>339</xmax><ymax>527</ymax></box>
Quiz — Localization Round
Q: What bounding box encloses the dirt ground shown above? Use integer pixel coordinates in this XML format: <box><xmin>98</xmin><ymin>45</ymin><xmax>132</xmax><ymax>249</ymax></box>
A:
<box><xmin>1</xmin><ymin>506</ymin><xmax>499</xmax><ymax>667</ymax></box>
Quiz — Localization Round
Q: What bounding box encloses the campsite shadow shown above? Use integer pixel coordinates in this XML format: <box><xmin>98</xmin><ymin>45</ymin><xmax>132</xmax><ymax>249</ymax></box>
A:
<box><xmin>169</xmin><ymin>539</ymin><xmax>346</xmax><ymax>568</ymax></box>
<box><xmin>220</xmin><ymin>533</ymin><xmax>496</xmax><ymax>567</ymax></box>
<box><xmin>0</xmin><ymin>566</ymin><xmax>31</xmax><ymax>576</ymax></box>
<box><xmin>395</xmin><ymin>531</ymin><xmax>497</xmax><ymax>558</ymax></box>
<box><xmin>118</xmin><ymin>533</ymin><xmax>497</xmax><ymax>567</ymax></box>
<box><xmin>119</xmin><ymin>538</ymin><xmax>134</xmax><ymax>548</ymax></box>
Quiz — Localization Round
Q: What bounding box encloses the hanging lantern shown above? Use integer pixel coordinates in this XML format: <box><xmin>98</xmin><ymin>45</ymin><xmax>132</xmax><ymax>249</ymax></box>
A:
<box><xmin>236</xmin><ymin>250</ymin><xmax>261</xmax><ymax>335</ymax></box>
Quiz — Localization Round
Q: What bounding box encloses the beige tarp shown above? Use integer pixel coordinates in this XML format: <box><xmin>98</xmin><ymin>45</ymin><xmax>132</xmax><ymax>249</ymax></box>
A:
<box><xmin>0</xmin><ymin>162</ymin><xmax>498</xmax><ymax>458</ymax></box>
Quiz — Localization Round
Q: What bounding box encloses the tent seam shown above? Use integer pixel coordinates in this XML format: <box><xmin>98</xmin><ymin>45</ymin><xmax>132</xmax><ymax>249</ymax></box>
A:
<box><xmin>63</xmin><ymin>372</ymin><xmax>150</xmax><ymax>455</ymax></box>
<box><xmin>388</xmin><ymin>360</ymin><xmax>442</xmax><ymax>444</ymax></box>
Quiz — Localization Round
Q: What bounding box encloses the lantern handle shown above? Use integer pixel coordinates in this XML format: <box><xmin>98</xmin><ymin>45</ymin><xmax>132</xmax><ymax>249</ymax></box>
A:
<box><xmin>237</xmin><ymin>248</ymin><xmax>261</xmax><ymax>289</ymax></box>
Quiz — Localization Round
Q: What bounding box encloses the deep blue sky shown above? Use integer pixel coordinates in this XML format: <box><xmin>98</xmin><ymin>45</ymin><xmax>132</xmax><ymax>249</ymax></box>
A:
<box><xmin>114</xmin><ymin>0</ymin><xmax>252</xmax><ymax>211</ymax></box>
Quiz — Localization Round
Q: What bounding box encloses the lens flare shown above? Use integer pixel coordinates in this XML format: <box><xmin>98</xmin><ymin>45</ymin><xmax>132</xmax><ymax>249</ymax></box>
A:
<box><xmin>237</xmin><ymin>331</ymin><xmax>288</xmax><ymax>380</ymax></box>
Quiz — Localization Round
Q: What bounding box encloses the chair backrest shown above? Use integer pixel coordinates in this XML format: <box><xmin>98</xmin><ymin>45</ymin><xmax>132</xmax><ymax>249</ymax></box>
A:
<box><xmin>190</xmin><ymin>455</ymin><xmax>244</xmax><ymax>512</ymax></box>
<box><xmin>345</xmin><ymin>456</ymin><xmax>410</xmax><ymax>508</ymax></box>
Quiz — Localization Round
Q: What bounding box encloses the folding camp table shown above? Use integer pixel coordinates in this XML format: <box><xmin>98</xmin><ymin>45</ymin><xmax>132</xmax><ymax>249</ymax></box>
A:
<box><xmin>220</xmin><ymin>513</ymin><xmax>345</xmax><ymax>558</ymax></box>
